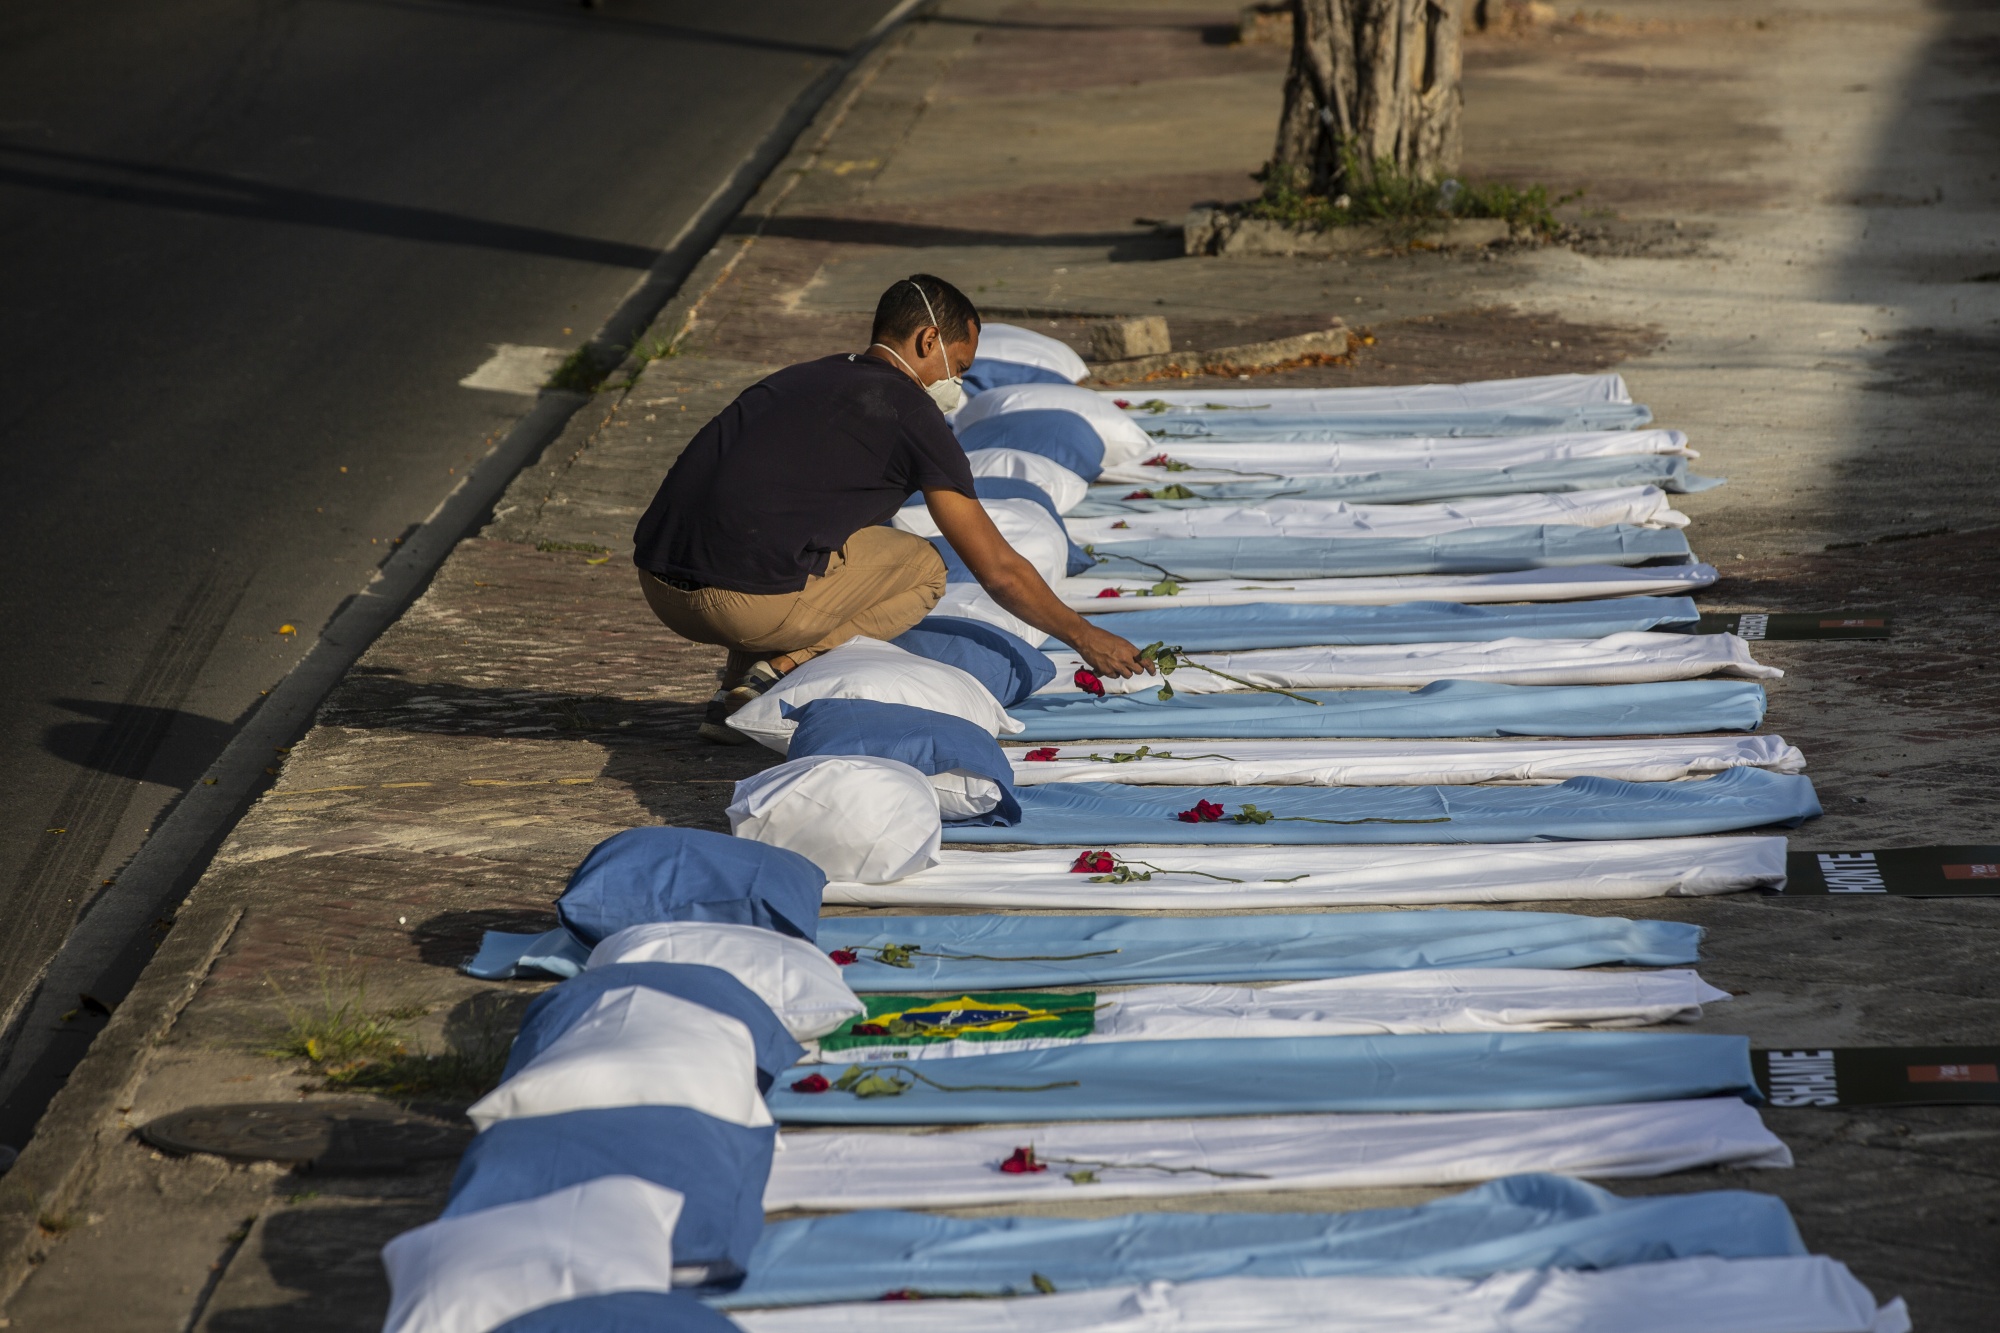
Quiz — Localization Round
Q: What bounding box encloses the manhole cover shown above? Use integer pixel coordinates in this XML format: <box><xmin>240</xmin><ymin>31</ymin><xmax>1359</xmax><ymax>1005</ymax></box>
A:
<box><xmin>140</xmin><ymin>1101</ymin><xmax>470</xmax><ymax>1173</ymax></box>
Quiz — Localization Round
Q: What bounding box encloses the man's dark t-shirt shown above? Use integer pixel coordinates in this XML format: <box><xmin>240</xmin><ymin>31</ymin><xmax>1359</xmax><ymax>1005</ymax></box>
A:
<box><xmin>632</xmin><ymin>354</ymin><xmax>977</xmax><ymax>595</ymax></box>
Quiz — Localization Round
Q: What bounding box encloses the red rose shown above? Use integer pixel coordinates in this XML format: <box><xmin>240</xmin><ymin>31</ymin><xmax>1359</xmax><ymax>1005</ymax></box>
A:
<box><xmin>1110</xmin><ymin>521</ymin><xmax>1129</xmax><ymax>529</ymax></box>
<box><xmin>880</xmin><ymin>1290</ymin><xmax>920</xmax><ymax>1302</ymax></box>
<box><xmin>1113</xmin><ymin>399</ymin><xmax>1132</xmax><ymax>409</ymax></box>
<box><xmin>1124</xmin><ymin>490</ymin><xmax>1152</xmax><ymax>500</ymax></box>
<box><xmin>1070</xmin><ymin>850</ymin><xmax>1115</xmax><ymax>874</ymax></box>
<box><xmin>1073</xmin><ymin>668</ymin><xmax>1105</xmax><ymax>697</ymax></box>
<box><xmin>827</xmin><ymin>948</ymin><xmax>859</xmax><ymax>965</ymax></box>
<box><xmin>1176</xmin><ymin>799</ymin><xmax>1225</xmax><ymax>823</ymax></box>
<box><xmin>790</xmin><ymin>1073</ymin><xmax>831</xmax><ymax>1093</ymax></box>
<box><xmin>852</xmin><ymin>1022</ymin><xmax>887</xmax><ymax>1036</ymax></box>
<box><xmin>1143</xmin><ymin>453</ymin><xmax>1171</xmax><ymax>466</ymax></box>
<box><xmin>1024</xmin><ymin>747</ymin><xmax>1060</xmax><ymax>761</ymax></box>
<box><xmin>1095</xmin><ymin>588</ymin><xmax>1122</xmax><ymax>599</ymax></box>
<box><xmin>999</xmin><ymin>1146</ymin><xmax>1047</xmax><ymax>1174</ymax></box>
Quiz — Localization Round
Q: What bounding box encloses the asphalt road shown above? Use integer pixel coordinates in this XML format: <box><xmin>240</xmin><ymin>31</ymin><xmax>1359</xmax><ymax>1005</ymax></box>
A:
<box><xmin>0</xmin><ymin>0</ymin><xmax>902</xmax><ymax>1103</ymax></box>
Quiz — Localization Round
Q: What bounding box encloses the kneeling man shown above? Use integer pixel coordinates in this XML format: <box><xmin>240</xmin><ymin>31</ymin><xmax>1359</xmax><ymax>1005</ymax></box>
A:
<box><xmin>631</xmin><ymin>273</ymin><xmax>1149</xmax><ymax>742</ymax></box>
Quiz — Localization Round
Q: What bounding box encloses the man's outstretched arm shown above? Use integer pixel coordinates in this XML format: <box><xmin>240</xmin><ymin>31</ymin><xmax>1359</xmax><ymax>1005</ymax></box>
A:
<box><xmin>923</xmin><ymin>488</ymin><xmax>1154</xmax><ymax>679</ymax></box>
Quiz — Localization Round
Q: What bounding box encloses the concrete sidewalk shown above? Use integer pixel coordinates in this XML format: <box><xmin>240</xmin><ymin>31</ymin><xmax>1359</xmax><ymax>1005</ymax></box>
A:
<box><xmin>3</xmin><ymin>1</ymin><xmax>1997</xmax><ymax>1328</ymax></box>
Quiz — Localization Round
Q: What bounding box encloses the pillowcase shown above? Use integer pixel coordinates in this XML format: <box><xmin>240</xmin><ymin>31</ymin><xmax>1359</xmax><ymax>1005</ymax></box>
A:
<box><xmin>956</xmin><ymin>409</ymin><xmax>1105</xmax><ymax>480</ymax></box>
<box><xmin>490</xmin><ymin>1293</ymin><xmax>741</xmax><ymax>1333</ymax></box>
<box><xmin>726</xmin><ymin>636</ymin><xmax>1023</xmax><ymax>753</ymax></box>
<box><xmin>503</xmin><ymin>962</ymin><xmax>804</xmax><ymax>1089</ymax></box>
<box><xmin>932</xmin><ymin>582</ymin><xmax>1048</xmax><ymax>645</ymax></box>
<box><xmin>466</xmin><ymin>986</ymin><xmax>771</xmax><ymax>1131</ymax></box>
<box><xmin>556</xmin><ymin>827</ymin><xmax>826</xmax><ymax>944</ymax></box>
<box><xmin>893</xmin><ymin>495</ymin><xmax>1070</xmax><ymax>585</ymax></box>
<box><xmin>966</xmin><ymin>446</ymin><xmax>1088</xmax><ymax>513</ymax></box>
<box><xmin>954</xmin><ymin>382</ymin><xmax>1152</xmax><ymax>469</ymax></box>
<box><xmin>726</xmin><ymin>753</ymin><xmax>943</xmax><ymax>884</ymax></box>
<box><xmin>963</xmin><ymin>358</ymin><xmax>1073</xmax><ymax>394</ymax></box>
<box><xmin>785</xmin><ymin>698</ymin><xmax>1022</xmax><ymax>826</ymax></box>
<box><xmin>383</xmin><ymin>1177</ymin><xmax>684</xmax><ymax>1333</ymax></box>
<box><xmin>444</xmin><ymin>1106</ymin><xmax>774</xmax><ymax>1292</ymax></box>
<box><xmin>970</xmin><ymin>322</ymin><xmax>1089</xmax><ymax>382</ymax></box>
<box><xmin>890</xmin><ymin>615</ymin><xmax>1056</xmax><ymax>707</ymax></box>
<box><xmin>585</xmin><ymin>921</ymin><xmax>864</xmax><ymax>1040</ymax></box>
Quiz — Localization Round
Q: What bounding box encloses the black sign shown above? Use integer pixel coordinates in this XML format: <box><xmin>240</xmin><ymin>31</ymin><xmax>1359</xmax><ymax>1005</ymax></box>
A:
<box><xmin>1687</xmin><ymin>612</ymin><xmax>1891</xmax><ymax>640</ymax></box>
<box><xmin>1753</xmin><ymin>1046</ymin><xmax>2000</xmax><ymax>1107</ymax></box>
<box><xmin>1784</xmin><ymin>846</ymin><xmax>2000</xmax><ymax>896</ymax></box>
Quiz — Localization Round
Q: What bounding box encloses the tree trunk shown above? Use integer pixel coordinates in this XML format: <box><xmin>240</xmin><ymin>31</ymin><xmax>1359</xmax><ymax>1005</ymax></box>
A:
<box><xmin>1269</xmin><ymin>0</ymin><xmax>1464</xmax><ymax>197</ymax></box>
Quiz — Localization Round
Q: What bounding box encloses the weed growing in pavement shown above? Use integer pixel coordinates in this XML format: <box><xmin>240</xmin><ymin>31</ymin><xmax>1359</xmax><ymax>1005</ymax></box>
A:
<box><xmin>1246</xmin><ymin>149</ymin><xmax>1579</xmax><ymax>240</ymax></box>
<box><xmin>534</xmin><ymin>539</ymin><xmax>612</xmax><ymax>554</ymax></box>
<box><xmin>546</xmin><ymin>344</ymin><xmax>613</xmax><ymax>393</ymax></box>
<box><xmin>316</xmin><ymin>1041</ymin><xmax>509</xmax><ymax>1102</ymax></box>
<box><xmin>266</xmin><ymin>964</ymin><xmax>419</xmax><ymax>1069</ymax></box>
<box><xmin>628</xmin><ymin>330</ymin><xmax>683</xmax><ymax>362</ymax></box>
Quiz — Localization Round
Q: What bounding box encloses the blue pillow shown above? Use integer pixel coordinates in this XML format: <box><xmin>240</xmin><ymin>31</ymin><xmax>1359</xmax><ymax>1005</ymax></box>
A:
<box><xmin>557</xmin><ymin>828</ymin><xmax>824</xmax><ymax>945</ymax></box>
<box><xmin>492</xmin><ymin>1291</ymin><xmax>745</xmax><ymax>1331</ymax></box>
<box><xmin>963</xmin><ymin>358</ymin><xmax>1074</xmax><ymax>395</ymax></box>
<box><xmin>905</xmin><ymin>477</ymin><xmax>1094</xmax><ymax>578</ymax></box>
<box><xmin>785</xmin><ymin>698</ymin><xmax>1021</xmax><ymax>826</ymax></box>
<box><xmin>957</xmin><ymin>408</ymin><xmax>1105</xmax><ymax>480</ymax></box>
<box><xmin>892</xmin><ymin>615</ymin><xmax>1056</xmax><ymax>706</ymax></box>
<box><xmin>503</xmin><ymin>962</ymin><xmax>805</xmax><ymax>1090</ymax></box>
<box><xmin>446</xmin><ymin>1106</ymin><xmax>775</xmax><ymax>1293</ymax></box>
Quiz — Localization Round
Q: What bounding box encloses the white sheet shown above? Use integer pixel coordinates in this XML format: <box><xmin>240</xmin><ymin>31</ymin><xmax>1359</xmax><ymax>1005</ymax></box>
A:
<box><xmin>1066</xmin><ymin>488</ymin><xmax>1687</xmax><ymax>544</ymax></box>
<box><xmin>1066</xmin><ymin>564</ymin><xmax>1720</xmax><ymax>609</ymax></box>
<box><xmin>586</xmin><ymin>923</ymin><xmax>864</xmax><ymax>1041</ymax></box>
<box><xmin>1005</xmin><ymin>736</ymin><xmax>1805</xmax><ymax>787</ymax></box>
<box><xmin>734</xmin><ymin>1258</ymin><xmax>1905</xmax><ymax>1333</ymax></box>
<box><xmin>823</xmin><ymin>836</ymin><xmax>1787</xmax><ymax>907</ymax></box>
<box><xmin>383</xmin><ymin>1177</ymin><xmax>683</xmax><ymax>1333</ymax></box>
<box><xmin>807</xmin><ymin>968</ymin><xmax>1728</xmax><ymax>1064</ymax></box>
<box><xmin>762</xmin><ymin>1097</ymin><xmax>1790</xmax><ymax>1211</ymax></box>
<box><xmin>976</xmin><ymin>323</ymin><xmax>1089</xmax><ymax>383</ymax></box>
<box><xmin>1096</xmin><ymin>429</ymin><xmax>1693</xmax><ymax>484</ymax></box>
<box><xmin>1095</xmin><ymin>373</ymin><xmax>1633</xmax><ymax>413</ymax></box>
<box><xmin>966</xmin><ymin>447</ymin><xmax>1089</xmax><ymax>513</ymax></box>
<box><xmin>1040</xmin><ymin>632</ymin><xmax>1777</xmax><ymax>693</ymax></box>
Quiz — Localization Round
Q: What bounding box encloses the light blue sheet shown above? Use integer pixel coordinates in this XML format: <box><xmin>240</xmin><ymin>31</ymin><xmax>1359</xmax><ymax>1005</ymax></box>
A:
<box><xmin>1043</xmin><ymin>596</ymin><xmax>1700</xmax><ymax>651</ymax></box>
<box><xmin>1008</xmin><ymin>679</ymin><xmax>1768</xmax><ymax>740</ymax></box>
<box><xmin>1138</xmin><ymin>404</ymin><xmax>1654</xmax><ymax>440</ymax></box>
<box><xmin>1087</xmin><ymin>524</ymin><xmax>1691</xmax><ymax>580</ymax></box>
<box><xmin>817</xmin><ymin>911</ymin><xmax>1703</xmax><ymax>990</ymax></box>
<box><xmin>767</xmin><ymin>1030</ymin><xmax>1760</xmax><ymax>1124</ymax></box>
<box><xmin>941</xmin><ymin>768</ymin><xmax>1819</xmax><ymax>846</ymax></box>
<box><xmin>718</xmin><ymin>1175</ymin><xmax>1804</xmax><ymax>1307</ymax></box>
<box><xmin>1075</xmin><ymin>457</ymin><xmax>1722</xmax><ymax>514</ymax></box>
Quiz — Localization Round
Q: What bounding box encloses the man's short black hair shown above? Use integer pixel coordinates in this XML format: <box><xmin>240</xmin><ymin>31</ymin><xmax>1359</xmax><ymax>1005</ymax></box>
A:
<box><xmin>871</xmin><ymin>274</ymin><xmax>980</xmax><ymax>346</ymax></box>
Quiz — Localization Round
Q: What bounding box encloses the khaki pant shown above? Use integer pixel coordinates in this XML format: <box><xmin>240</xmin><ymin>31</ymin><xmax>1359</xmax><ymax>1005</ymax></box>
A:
<box><xmin>641</xmin><ymin>525</ymin><xmax>948</xmax><ymax>684</ymax></box>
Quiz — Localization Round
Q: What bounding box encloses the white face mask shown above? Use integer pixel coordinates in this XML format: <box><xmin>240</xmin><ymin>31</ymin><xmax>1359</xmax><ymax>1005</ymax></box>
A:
<box><xmin>870</xmin><ymin>281</ymin><xmax>965</xmax><ymax>413</ymax></box>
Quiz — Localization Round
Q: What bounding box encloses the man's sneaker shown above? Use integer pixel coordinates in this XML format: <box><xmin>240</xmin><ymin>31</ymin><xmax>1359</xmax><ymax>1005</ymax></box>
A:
<box><xmin>722</xmin><ymin>659</ymin><xmax>786</xmax><ymax>710</ymax></box>
<box><xmin>698</xmin><ymin>691</ymin><xmax>752</xmax><ymax>745</ymax></box>
<box><xmin>697</xmin><ymin>660</ymin><xmax>786</xmax><ymax>745</ymax></box>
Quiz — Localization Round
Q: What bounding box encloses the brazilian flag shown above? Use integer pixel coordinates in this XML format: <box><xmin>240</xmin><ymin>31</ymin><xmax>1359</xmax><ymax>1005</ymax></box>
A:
<box><xmin>818</xmin><ymin>991</ymin><xmax>1098</xmax><ymax>1053</ymax></box>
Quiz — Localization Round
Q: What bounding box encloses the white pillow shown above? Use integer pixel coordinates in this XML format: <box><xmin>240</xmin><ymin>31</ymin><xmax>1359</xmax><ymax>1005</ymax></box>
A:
<box><xmin>931</xmin><ymin>583</ymin><xmax>1050</xmax><ymax>646</ymax></box>
<box><xmin>466</xmin><ymin>986</ymin><xmax>771</xmax><ymax>1131</ymax></box>
<box><xmin>586</xmin><ymin>921</ymin><xmax>863</xmax><ymax>1040</ymax></box>
<box><xmin>932</xmin><ymin>769</ymin><xmax>1004</xmax><ymax>819</ymax></box>
<box><xmin>727</xmin><ymin>637</ymin><xmax>1024</xmax><ymax>752</ymax></box>
<box><xmin>976</xmin><ymin>322</ymin><xmax>1088</xmax><ymax>382</ymax></box>
<box><xmin>727</xmin><ymin>754</ymin><xmax>942</xmax><ymax>884</ymax></box>
<box><xmin>892</xmin><ymin>497</ymin><xmax>1069</xmax><ymax>585</ymax></box>
<box><xmin>953</xmin><ymin>382</ymin><xmax>1153</xmax><ymax>469</ymax></box>
<box><xmin>382</xmin><ymin>1177</ymin><xmax>683</xmax><ymax>1333</ymax></box>
<box><xmin>965</xmin><ymin>447</ymin><xmax>1089</xmax><ymax>514</ymax></box>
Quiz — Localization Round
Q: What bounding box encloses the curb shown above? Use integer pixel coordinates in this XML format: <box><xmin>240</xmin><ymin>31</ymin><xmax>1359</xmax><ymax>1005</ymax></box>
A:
<box><xmin>0</xmin><ymin>2</ymin><xmax>933</xmax><ymax>1308</ymax></box>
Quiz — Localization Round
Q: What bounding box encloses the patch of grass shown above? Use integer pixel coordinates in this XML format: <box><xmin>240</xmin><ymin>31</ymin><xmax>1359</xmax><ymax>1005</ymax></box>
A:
<box><xmin>1246</xmin><ymin>150</ymin><xmax>1579</xmax><ymax>239</ymax></box>
<box><xmin>266</xmin><ymin>967</ymin><xmax>419</xmax><ymax>1069</ymax></box>
<box><xmin>534</xmin><ymin>539</ymin><xmax>612</xmax><ymax>554</ymax></box>
<box><xmin>267</xmin><ymin>964</ymin><xmax>514</xmax><ymax>1104</ymax></box>
<box><xmin>545</xmin><ymin>344</ymin><xmax>617</xmax><ymax>394</ymax></box>
<box><xmin>628</xmin><ymin>330</ymin><xmax>683</xmax><ymax>362</ymax></box>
